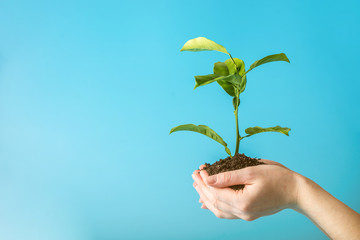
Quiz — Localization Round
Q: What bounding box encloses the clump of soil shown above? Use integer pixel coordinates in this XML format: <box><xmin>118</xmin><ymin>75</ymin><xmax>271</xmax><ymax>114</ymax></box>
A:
<box><xmin>203</xmin><ymin>153</ymin><xmax>265</xmax><ymax>190</ymax></box>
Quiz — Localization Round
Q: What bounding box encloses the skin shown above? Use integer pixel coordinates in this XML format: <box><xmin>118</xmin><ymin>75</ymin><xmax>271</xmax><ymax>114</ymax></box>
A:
<box><xmin>192</xmin><ymin>160</ymin><xmax>360</xmax><ymax>240</ymax></box>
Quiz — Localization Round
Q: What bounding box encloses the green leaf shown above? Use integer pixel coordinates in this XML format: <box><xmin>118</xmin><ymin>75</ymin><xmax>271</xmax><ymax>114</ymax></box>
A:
<box><xmin>169</xmin><ymin>124</ymin><xmax>232</xmax><ymax>156</ymax></box>
<box><xmin>235</xmin><ymin>74</ymin><xmax>246</xmax><ymax>94</ymax></box>
<box><xmin>194</xmin><ymin>74</ymin><xmax>218</xmax><ymax>89</ymax></box>
<box><xmin>225</xmin><ymin>58</ymin><xmax>247</xmax><ymax>94</ymax></box>
<box><xmin>213</xmin><ymin>62</ymin><xmax>235</xmax><ymax>96</ymax></box>
<box><xmin>194</xmin><ymin>74</ymin><xmax>240</xmax><ymax>90</ymax></box>
<box><xmin>180</xmin><ymin>37</ymin><xmax>229</xmax><ymax>55</ymax></box>
<box><xmin>213</xmin><ymin>62</ymin><xmax>229</xmax><ymax>76</ymax></box>
<box><xmin>217</xmin><ymin>79</ymin><xmax>236</xmax><ymax>96</ymax></box>
<box><xmin>247</xmin><ymin>53</ymin><xmax>290</xmax><ymax>73</ymax></box>
<box><xmin>244</xmin><ymin>126</ymin><xmax>291</xmax><ymax>137</ymax></box>
<box><xmin>225</xmin><ymin>58</ymin><xmax>245</xmax><ymax>75</ymax></box>
<box><xmin>197</xmin><ymin>59</ymin><xmax>246</xmax><ymax>96</ymax></box>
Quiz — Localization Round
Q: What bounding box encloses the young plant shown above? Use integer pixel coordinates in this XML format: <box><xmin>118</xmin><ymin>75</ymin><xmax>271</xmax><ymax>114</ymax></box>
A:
<box><xmin>170</xmin><ymin>37</ymin><xmax>291</xmax><ymax>158</ymax></box>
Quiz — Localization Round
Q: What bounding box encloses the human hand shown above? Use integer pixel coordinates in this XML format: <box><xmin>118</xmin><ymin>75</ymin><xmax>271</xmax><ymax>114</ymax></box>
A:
<box><xmin>192</xmin><ymin>160</ymin><xmax>301</xmax><ymax>220</ymax></box>
<box><xmin>193</xmin><ymin>160</ymin><xmax>360</xmax><ymax>239</ymax></box>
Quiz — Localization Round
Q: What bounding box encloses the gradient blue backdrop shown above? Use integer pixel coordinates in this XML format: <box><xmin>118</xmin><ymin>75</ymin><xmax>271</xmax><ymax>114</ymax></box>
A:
<box><xmin>1</xmin><ymin>0</ymin><xmax>359</xmax><ymax>239</ymax></box>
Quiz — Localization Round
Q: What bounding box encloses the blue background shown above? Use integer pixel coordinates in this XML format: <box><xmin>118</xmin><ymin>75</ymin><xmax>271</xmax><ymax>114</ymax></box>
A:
<box><xmin>1</xmin><ymin>0</ymin><xmax>359</xmax><ymax>239</ymax></box>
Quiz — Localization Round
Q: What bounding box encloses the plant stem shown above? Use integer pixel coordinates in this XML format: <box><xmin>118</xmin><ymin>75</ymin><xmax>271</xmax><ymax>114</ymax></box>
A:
<box><xmin>235</xmin><ymin>96</ymin><xmax>241</xmax><ymax>154</ymax></box>
<box><xmin>228</xmin><ymin>54</ymin><xmax>238</xmax><ymax>72</ymax></box>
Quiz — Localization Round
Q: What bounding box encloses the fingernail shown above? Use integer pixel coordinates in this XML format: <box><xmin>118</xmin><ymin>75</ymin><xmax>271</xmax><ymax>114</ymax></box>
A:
<box><xmin>192</xmin><ymin>174</ymin><xmax>197</xmax><ymax>181</ymax></box>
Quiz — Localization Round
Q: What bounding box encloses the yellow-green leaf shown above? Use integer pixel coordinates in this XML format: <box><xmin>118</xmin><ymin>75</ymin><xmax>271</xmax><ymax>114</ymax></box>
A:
<box><xmin>247</xmin><ymin>53</ymin><xmax>290</xmax><ymax>73</ymax></box>
<box><xmin>194</xmin><ymin>74</ymin><xmax>241</xmax><ymax>90</ymax></box>
<box><xmin>213</xmin><ymin>62</ymin><xmax>235</xmax><ymax>96</ymax></box>
<box><xmin>225</xmin><ymin>58</ymin><xmax>247</xmax><ymax>94</ymax></box>
<box><xmin>169</xmin><ymin>124</ymin><xmax>231</xmax><ymax>156</ymax></box>
<box><xmin>225</xmin><ymin>58</ymin><xmax>245</xmax><ymax>75</ymax></box>
<box><xmin>213</xmin><ymin>62</ymin><xmax>229</xmax><ymax>76</ymax></box>
<box><xmin>180</xmin><ymin>37</ymin><xmax>229</xmax><ymax>55</ymax></box>
<box><xmin>193</xmin><ymin>74</ymin><xmax>218</xmax><ymax>89</ymax></box>
<box><xmin>217</xmin><ymin>79</ymin><xmax>236</xmax><ymax>96</ymax></box>
<box><xmin>244</xmin><ymin>126</ymin><xmax>291</xmax><ymax>137</ymax></box>
<box><xmin>236</xmin><ymin>74</ymin><xmax>246</xmax><ymax>94</ymax></box>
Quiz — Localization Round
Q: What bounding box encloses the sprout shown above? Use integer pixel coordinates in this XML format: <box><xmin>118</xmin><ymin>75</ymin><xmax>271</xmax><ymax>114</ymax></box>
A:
<box><xmin>170</xmin><ymin>37</ymin><xmax>291</xmax><ymax>157</ymax></box>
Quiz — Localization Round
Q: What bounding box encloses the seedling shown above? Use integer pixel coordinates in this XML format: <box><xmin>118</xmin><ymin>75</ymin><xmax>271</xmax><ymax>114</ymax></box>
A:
<box><xmin>170</xmin><ymin>37</ymin><xmax>291</xmax><ymax>157</ymax></box>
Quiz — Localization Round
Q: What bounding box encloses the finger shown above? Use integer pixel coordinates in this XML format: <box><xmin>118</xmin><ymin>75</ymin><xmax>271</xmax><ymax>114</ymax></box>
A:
<box><xmin>258</xmin><ymin>159</ymin><xmax>289</xmax><ymax>169</ymax></box>
<box><xmin>192</xmin><ymin>173</ymin><xmax>237</xmax><ymax>218</ymax></box>
<box><xmin>192</xmin><ymin>176</ymin><xmax>215</xmax><ymax>210</ymax></box>
<box><xmin>199</xmin><ymin>170</ymin><xmax>242</xmax><ymax>203</ymax></box>
<box><xmin>195</xmin><ymin>187</ymin><xmax>205</xmax><ymax>205</ymax></box>
<box><xmin>199</xmin><ymin>170</ymin><xmax>211</xmax><ymax>185</ymax></box>
<box><xmin>201</xmin><ymin>203</ymin><xmax>208</xmax><ymax>209</ymax></box>
<box><xmin>193</xmin><ymin>181</ymin><xmax>236</xmax><ymax>218</ymax></box>
<box><xmin>195</xmin><ymin>174</ymin><xmax>256</xmax><ymax>221</ymax></box>
<box><xmin>204</xmin><ymin>167</ymin><xmax>257</xmax><ymax>188</ymax></box>
<box><xmin>199</xmin><ymin>164</ymin><xmax>207</xmax><ymax>170</ymax></box>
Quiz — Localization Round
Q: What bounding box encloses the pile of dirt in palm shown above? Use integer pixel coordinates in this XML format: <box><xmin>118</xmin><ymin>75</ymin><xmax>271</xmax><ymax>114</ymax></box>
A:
<box><xmin>203</xmin><ymin>153</ymin><xmax>265</xmax><ymax>190</ymax></box>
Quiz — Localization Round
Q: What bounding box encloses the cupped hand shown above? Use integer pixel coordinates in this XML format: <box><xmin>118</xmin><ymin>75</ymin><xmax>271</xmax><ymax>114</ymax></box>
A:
<box><xmin>192</xmin><ymin>160</ymin><xmax>301</xmax><ymax>220</ymax></box>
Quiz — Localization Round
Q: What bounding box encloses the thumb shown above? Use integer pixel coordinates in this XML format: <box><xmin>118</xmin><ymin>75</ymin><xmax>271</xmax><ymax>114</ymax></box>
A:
<box><xmin>205</xmin><ymin>167</ymin><xmax>257</xmax><ymax>188</ymax></box>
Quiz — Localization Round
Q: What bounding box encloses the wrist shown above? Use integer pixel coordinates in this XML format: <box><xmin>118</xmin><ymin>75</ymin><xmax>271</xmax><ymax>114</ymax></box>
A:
<box><xmin>290</xmin><ymin>172</ymin><xmax>318</xmax><ymax>215</ymax></box>
<box><xmin>288</xmin><ymin>173</ymin><xmax>360</xmax><ymax>239</ymax></box>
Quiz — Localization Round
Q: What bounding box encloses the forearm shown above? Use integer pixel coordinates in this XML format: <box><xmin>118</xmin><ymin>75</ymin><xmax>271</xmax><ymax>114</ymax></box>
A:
<box><xmin>293</xmin><ymin>174</ymin><xmax>360</xmax><ymax>240</ymax></box>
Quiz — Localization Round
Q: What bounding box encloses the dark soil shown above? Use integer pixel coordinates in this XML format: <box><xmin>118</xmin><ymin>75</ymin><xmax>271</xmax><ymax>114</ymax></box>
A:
<box><xmin>203</xmin><ymin>153</ymin><xmax>265</xmax><ymax>190</ymax></box>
